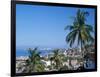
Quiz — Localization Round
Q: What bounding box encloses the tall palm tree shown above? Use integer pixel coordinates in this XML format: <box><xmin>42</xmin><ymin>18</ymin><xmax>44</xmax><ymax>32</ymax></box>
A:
<box><xmin>64</xmin><ymin>9</ymin><xmax>94</xmax><ymax>68</ymax></box>
<box><xmin>65</xmin><ymin>9</ymin><xmax>94</xmax><ymax>56</ymax></box>
<box><xmin>23</xmin><ymin>47</ymin><xmax>45</xmax><ymax>73</ymax></box>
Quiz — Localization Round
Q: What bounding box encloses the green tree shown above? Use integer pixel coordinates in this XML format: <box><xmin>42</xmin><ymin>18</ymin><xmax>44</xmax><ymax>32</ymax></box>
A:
<box><xmin>64</xmin><ymin>9</ymin><xmax>94</xmax><ymax>68</ymax></box>
<box><xmin>23</xmin><ymin>48</ymin><xmax>45</xmax><ymax>73</ymax></box>
<box><xmin>51</xmin><ymin>49</ymin><xmax>64</xmax><ymax>70</ymax></box>
<box><xmin>65</xmin><ymin>9</ymin><xmax>93</xmax><ymax>56</ymax></box>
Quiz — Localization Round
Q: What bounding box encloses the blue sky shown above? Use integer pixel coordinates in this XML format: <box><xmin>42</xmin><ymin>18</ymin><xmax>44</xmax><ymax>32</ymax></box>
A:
<box><xmin>16</xmin><ymin>4</ymin><xmax>95</xmax><ymax>49</ymax></box>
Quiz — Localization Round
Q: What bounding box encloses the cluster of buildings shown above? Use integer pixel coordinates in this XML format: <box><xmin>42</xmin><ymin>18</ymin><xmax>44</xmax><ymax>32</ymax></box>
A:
<box><xmin>16</xmin><ymin>48</ymin><xmax>91</xmax><ymax>73</ymax></box>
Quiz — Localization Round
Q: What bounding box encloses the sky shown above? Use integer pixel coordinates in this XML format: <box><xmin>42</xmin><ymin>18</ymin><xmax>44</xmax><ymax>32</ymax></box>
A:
<box><xmin>16</xmin><ymin>4</ymin><xmax>95</xmax><ymax>49</ymax></box>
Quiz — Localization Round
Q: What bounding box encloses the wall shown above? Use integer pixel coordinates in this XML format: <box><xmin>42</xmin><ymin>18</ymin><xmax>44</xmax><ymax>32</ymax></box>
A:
<box><xmin>0</xmin><ymin>0</ymin><xmax>99</xmax><ymax>77</ymax></box>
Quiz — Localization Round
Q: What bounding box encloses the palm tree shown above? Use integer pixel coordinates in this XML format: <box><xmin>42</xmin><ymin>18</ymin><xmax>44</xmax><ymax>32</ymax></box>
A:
<box><xmin>64</xmin><ymin>9</ymin><xmax>94</xmax><ymax>68</ymax></box>
<box><xmin>51</xmin><ymin>49</ymin><xmax>64</xmax><ymax>70</ymax></box>
<box><xmin>23</xmin><ymin>47</ymin><xmax>45</xmax><ymax>73</ymax></box>
<box><xmin>65</xmin><ymin>9</ymin><xmax>93</xmax><ymax>48</ymax></box>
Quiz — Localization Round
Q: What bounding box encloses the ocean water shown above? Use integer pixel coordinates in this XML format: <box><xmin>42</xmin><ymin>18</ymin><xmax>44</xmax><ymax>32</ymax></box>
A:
<box><xmin>16</xmin><ymin>49</ymin><xmax>53</xmax><ymax>57</ymax></box>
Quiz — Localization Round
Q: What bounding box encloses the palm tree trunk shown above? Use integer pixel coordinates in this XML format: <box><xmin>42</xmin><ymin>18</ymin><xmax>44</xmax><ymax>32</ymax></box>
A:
<box><xmin>81</xmin><ymin>41</ymin><xmax>85</xmax><ymax>69</ymax></box>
